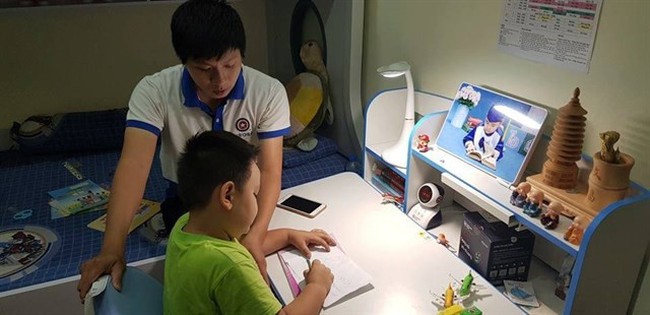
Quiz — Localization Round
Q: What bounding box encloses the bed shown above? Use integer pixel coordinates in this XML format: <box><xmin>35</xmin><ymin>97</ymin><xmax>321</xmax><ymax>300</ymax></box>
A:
<box><xmin>0</xmin><ymin>108</ymin><xmax>348</xmax><ymax>295</ymax></box>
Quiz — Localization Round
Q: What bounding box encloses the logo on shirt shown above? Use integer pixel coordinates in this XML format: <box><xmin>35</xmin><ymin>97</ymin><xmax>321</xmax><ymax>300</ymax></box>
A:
<box><xmin>236</xmin><ymin>118</ymin><xmax>250</xmax><ymax>132</ymax></box>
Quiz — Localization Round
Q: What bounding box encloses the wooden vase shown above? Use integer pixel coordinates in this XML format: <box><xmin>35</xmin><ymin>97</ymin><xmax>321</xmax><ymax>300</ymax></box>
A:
<box><xmin>585</xmin><ymin>152</ymin><xmax>635</xmax><ymax>211</ymax></box>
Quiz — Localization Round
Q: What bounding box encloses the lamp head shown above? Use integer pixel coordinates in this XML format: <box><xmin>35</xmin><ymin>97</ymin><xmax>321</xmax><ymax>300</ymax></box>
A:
<box><xmin>377</xmin><ymin>61</ymin><xmax>411</xmax><ymax>78</ymax></box>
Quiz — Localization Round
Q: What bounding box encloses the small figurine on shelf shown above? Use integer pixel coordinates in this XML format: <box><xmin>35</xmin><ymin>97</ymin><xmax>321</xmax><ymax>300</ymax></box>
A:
<box><xmin>541</xmin><ymin>201</ymin><xmax>562</xmax><ymax>230</ymax></box>
<box><xmin>523</xmin><ymin>190</ymin><xmax>544</xmax><ymax>217</ymax></box>
<box><xmin>381</xmin><ymin>192</ymin><xmax>404</xmax><ymax>206</ymax></box>
<box><xmin>564</xmin><ymin>216</ymin><xmax>590</xmax><ymax>245</ymax></box>
<box><xmin>417</xmin><ymin>134</ymin><xmax>430</xmax><ymax>153</ymax></box>
<box><xmin>510</xmin><ymin>182</ymin><xmax>532</xmax><ymax>208</ymax></box>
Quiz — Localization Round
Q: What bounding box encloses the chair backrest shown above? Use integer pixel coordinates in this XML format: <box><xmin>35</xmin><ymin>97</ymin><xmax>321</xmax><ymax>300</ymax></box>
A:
<box><xmin>93</xmin><ymin>266</ymin><xmax>163</xmax><ymax>315</ymax></box>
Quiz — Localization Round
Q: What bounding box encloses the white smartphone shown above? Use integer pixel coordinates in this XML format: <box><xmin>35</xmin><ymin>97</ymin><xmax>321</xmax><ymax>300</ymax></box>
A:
<box><xmin>277</xmin><ymin>194</ymin><xmax>327</xmax><ymax>218</ymax></box>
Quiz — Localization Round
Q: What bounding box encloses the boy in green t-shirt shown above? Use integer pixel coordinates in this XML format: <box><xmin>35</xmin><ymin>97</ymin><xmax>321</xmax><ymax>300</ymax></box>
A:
<box><xmin>164</xmin><ymin>131</ymin><xmax>335</xmax><ymax>315</ymax></box>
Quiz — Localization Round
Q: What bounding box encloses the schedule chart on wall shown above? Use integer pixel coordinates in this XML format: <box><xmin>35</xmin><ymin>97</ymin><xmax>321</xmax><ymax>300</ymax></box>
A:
<box><xmin>498</xmin><ymin>0</ymin><xmax>602</xmax><ymax>73</ymax></box>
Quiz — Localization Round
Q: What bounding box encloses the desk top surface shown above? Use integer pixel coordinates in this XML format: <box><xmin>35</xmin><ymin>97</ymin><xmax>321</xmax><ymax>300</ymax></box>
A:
<box><xmin>266</xmin><ymin>172</ymin><xmax>524</xmax><ymax>314</ymax></box>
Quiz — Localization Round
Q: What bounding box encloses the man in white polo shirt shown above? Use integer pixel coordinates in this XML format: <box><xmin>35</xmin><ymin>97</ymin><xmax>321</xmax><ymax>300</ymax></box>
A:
<box><xmin>77</xmin><ymin>0</ymin><xmax>290</xmax><ymax>300</ymax></box>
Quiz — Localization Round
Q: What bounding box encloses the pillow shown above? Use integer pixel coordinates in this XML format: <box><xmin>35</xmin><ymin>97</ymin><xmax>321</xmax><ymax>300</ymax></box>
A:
<box><xmin>10</xmin><ymin>108</ymin><xmax>127</xmax><ymax>154</ymax></box>
<box><xmin>283</xmin><ymin>134</ymin><xmax>338</xmax><ymax>168</ymax></box>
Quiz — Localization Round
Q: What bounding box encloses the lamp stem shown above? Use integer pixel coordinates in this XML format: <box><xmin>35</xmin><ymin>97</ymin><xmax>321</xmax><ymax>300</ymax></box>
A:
<box><xmin>381</xmin><ymin>70</ymin><xmax>415</xmax><ymax>169</ymax></box>
<box><xmin>405</xmin><ymin>69</ymin><xmax>414</xmax><ymax>121</ymax></box>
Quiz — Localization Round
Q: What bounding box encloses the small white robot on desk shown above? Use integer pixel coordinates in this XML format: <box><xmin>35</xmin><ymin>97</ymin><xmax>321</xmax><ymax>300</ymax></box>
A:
<box><xmin>408</xmin><ymin>183</ymin><xmax>445</xmax><ymax>230</ymax></box>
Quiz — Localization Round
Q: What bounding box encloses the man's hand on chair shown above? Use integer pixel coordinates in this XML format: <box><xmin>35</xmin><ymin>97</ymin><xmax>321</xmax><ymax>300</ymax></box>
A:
<box><xmin>77</xmin><ymin>252</ymin><xmax>126</xmax><ymax>302</ymax></box>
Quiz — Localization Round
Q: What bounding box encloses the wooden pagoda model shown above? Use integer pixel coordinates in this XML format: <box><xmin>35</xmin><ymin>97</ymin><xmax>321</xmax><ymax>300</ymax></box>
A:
<box><xmin>541</xmin><ymin>88</ymin><xmax>587</xmax><ymax>190</ymax></box>
<box><xmin>526</xmin><ymin>88</ymin><xmax>596</xmax><ymax>218</ymax></box>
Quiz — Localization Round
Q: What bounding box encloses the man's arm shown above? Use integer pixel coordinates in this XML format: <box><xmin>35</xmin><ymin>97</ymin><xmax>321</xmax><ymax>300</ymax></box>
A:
<box><xmin>241</xmin><ymin>136</ymin><xmax>283</xmax><ymax>279</ymax></box>
<box><xmin>252</xmin><ymin>136</ymin><xmax>284</xmax><ymax>235</ymax></box>
<box><xmin>77</xmin><ymin>127</ymin><xmax>158</xmax><ymax>300</ymax></box>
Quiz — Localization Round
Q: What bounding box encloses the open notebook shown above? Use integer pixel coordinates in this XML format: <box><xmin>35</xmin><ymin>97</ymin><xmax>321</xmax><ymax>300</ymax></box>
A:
<box><xmin>278</xmin><ymin>244</ymin><xmax>372</xmax><ymax>308</ymax></box>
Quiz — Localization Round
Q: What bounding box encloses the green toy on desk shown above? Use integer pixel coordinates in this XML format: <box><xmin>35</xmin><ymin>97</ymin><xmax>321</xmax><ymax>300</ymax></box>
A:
<box><xmin>459</xmin><ymin>271</ymin><xmax>474</xmax><ymax>297</ymax></box>
<box><xmin>431</xmin><ymin>270</ymin><xmax>486</xmax><ymax>313</ymax></box>
<box><xmin>460</xmin><ymin>305</ymin><xmax>483</xmax><ymax>315</ymax></box>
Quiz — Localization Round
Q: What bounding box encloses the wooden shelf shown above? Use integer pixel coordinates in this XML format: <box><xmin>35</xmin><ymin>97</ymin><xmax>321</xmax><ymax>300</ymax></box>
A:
<box><xmin>525</xmin><ymin>173</ymin><xmax>636</xmax><ymax>220</ymax></box>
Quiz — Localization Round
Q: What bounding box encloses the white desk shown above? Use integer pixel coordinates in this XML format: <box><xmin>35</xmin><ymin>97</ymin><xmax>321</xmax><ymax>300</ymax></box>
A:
<box><xmin>266</xmin><ymin>172</ymin><xmax>524</xmax><ymax>314</ymax></box>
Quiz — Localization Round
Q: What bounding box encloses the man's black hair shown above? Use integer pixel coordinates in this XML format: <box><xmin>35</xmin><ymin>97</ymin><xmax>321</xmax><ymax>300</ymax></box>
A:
<box><xmin>171</xmin><ymin>0</ymin><xmax>246</xmax><ymax>64</ymax></box>
<box><xmin>177</xmin><ymin>131</ymin><xmax>258</xmax><ymax>211</ymax></box>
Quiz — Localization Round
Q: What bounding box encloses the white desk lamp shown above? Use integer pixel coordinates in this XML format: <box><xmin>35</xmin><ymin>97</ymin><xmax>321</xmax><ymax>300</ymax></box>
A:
<box><xmin>377</xmin><ymin>61</ymin><xmax>414</xmax><ymax>169</ymax></box>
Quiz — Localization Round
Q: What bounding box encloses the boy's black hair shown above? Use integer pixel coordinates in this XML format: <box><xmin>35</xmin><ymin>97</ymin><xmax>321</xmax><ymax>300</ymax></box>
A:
<box><xmin>177</xmin><ymin>131</ymin><xmax>258</xmax><ymax>211</ymax></box>
<box><xmin>171</xmin><ymin>0</ymin><xmax>246</xmax><ymax>64</ymax></box>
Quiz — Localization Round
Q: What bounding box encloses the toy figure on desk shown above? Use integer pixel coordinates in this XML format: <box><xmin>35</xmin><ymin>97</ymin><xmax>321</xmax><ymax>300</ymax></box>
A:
<box><xmin>523</xmin><ymin>190</ymin><xmax>544</xmax><ymax>217</ymax></box>
<box><xmin>540</xmin><ymin>201</ymin><xmax>562</xmax><ymax>230</ymax></box>
<box><xmin>444</xmin><ymin>283</ymin><xmax>455</xmax><ymax>308</ymax></box>
<box><xmin>417</xmin><ymin>134</ymin><xmax>430</xmax><ymax>152</ymax></box>
<box><xmin>436</xmin><ymin>233</ymin><xmax>456</xmax><ymax>253</ymax></box>
<box><xmin>564</xmin><ymin>216</ymin><xmax>589</xmax><ymax>245</ymax></box>
<box><xmin>430</xmin><ymin>271</ymin><xmax>486</xmax><ymax>314</ymax></box>
<box><xmin>459</xmin><ymin>271</ymin><xmax>474</xmax><ymax>298</ymax></box>
<box><xmin>510</xmin><ymin>182</ymin><xmax>531</xmax><ymax>208</ymax></box>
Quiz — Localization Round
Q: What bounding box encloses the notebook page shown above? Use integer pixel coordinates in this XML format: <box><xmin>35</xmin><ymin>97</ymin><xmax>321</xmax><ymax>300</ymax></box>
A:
<box><xmin>279</xmin><ymin>245</ymin><xmax>372</xmax><ymax>307</ymax></box>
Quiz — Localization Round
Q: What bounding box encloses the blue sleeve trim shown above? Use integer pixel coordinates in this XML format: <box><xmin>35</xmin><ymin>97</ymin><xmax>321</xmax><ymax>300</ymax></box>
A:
<box><xmin>258</xmin><ymin>127</ymin><xmax>291</xmax><ymax>139</ymax></box>
<box><xmin>463</xmin><ymin>127</ymin><xmax>476</xmax><ymax>144</ymax></box>
<box><xmin>126</xmin><ymin>120</ymin><xmax>161</xmax><ymax>137</ymax></box>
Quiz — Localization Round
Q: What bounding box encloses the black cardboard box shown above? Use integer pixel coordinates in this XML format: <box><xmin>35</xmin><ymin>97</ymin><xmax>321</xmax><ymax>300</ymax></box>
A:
<box><xmin>458</xmin><ymin>211</ymin><xmax>535</xmax><ymax>286</ymax></box>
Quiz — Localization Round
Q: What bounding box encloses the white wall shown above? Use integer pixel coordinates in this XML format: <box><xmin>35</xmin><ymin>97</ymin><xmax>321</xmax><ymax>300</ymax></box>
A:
<box><xmin>0</xmin><ymin>0</ymin><xmax>268</xmax><ymax>148</ymax></box>
<box><xmin>362</xmin><ymin>0</ymin><xmax>649</xmax><ymax>188</ymax></box>
<box><xmin>361</xmin><ymin>0</ymin><xmax>649</xmax><ymax>313</ymax></box>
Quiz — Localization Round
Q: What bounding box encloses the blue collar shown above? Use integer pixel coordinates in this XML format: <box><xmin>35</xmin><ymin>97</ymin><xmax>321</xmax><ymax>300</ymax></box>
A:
<box><xmin>181</xmin><ymin>67</ymin><xmax>245</xmax><ymax>114</ymax></box>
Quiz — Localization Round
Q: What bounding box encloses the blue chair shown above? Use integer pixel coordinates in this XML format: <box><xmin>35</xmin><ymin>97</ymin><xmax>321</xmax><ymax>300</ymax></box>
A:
<box><xmin>89</xmin><ymin>266</ymin><xmax>163</xmax><ymax>315</ymax></box>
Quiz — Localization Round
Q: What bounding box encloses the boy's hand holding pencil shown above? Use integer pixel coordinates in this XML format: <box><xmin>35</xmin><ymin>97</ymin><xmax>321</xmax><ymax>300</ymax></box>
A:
<box><xmin>303</xmin><ymin>258</ymin><xmax>334</xmax><ymax>296</ymax></box>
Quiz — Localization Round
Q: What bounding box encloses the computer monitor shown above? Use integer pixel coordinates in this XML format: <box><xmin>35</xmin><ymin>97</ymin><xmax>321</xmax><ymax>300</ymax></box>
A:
<box><xmin>435</xmin><ymin>82</ymin><xmax>548</xmax><ymax>185</ymax></box>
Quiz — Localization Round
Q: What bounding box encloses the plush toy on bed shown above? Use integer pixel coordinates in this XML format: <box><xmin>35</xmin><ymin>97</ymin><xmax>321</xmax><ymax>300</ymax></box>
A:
<box><xmin>283</xmin><ymin>40</ymin><xmax>333</xmax><ymax>151</ymax></box>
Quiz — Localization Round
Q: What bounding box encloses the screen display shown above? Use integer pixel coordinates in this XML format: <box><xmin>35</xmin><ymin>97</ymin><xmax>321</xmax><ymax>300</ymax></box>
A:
<box><xmin>419</xmin><ymin>185</ymin><xmax>433</xmax><ymax>203</ymax></box>
<box><xmin>280</xmin><ymin>195</ymin><xmax>322</xmax><ymax>214</ymax></box>
<box><xmin>435</xmin><ymin>82</ymin><xmax>548</xmax><ymax>185</ymax></box>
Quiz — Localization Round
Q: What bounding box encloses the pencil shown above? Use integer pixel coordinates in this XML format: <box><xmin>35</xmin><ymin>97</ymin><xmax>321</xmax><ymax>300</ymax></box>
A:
<box><xmin>306</xmin><ymin>257</ymin><xmax>312</xmax><ymax>271</ymax></box>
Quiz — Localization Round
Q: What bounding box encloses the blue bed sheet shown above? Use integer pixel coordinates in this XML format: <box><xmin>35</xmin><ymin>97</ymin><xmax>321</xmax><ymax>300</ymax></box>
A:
<box><xmin>0</xmin><ymin>139</ymin><xmax>345</xmax><ymax>294</ymax></box>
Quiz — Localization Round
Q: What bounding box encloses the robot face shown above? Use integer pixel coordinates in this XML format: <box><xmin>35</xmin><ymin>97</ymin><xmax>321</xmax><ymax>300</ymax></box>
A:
<box><xmin>418</xmin><ymin>183</ymin><xmax>444</xmax><ymax>208</ymax></box>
